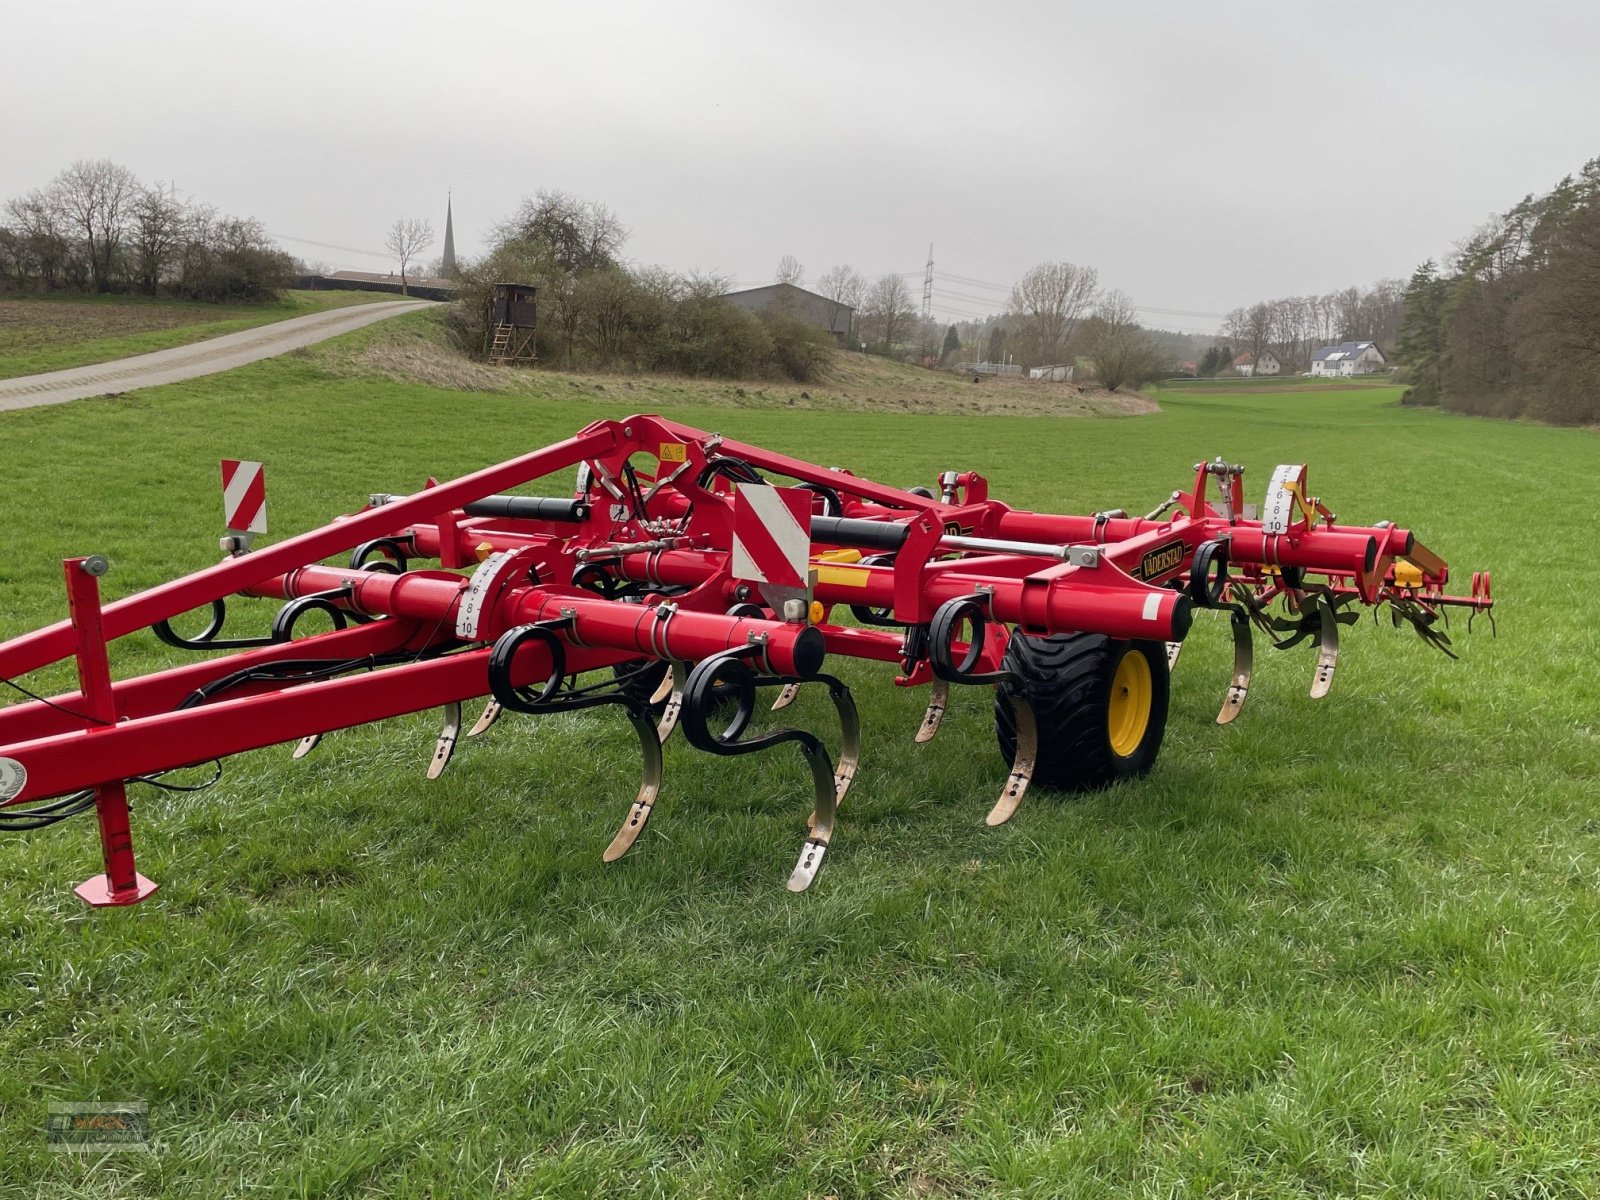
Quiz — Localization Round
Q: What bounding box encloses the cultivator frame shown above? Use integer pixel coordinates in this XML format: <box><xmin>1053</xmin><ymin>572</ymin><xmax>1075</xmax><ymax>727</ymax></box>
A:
<box><xmin>0</xmin><ymin>414</ymin><xmax>1494</xmax><ymax>901</ymax></box>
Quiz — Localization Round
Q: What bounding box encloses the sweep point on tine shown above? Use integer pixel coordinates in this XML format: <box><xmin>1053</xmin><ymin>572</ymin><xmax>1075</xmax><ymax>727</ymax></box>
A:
<box><xmin>986</xmin><ymin>694</ymin><xmax>1036</xmax><ymax>826</ymax></box>
<box><xmin>770</xmin><ymin>682</ymin><xmax>801</xmax><ymax>712</ymax></box>
<box><xmin>914</xmin><ymin>678</ymin><xmax>949</xmax><ymax>744</ymax></box>
<box><xmin>465</xmin><ymin>699</ymin><xmax>502</xmax><ymax>738</ymax></box>
<box><xmin>786</xmin><ymin>838</ymin><xmax>828</xmax><ymax>892</ymax></box>
<box><xmin>1166</xmin><ymin>640</ymin><xmax>1183</xmax><ymax>671</ymax></box>
<box><xmin>291</xmin><ymin>734</ymin><xmax>321</xmax><ymax>760</ymax></box>
<box><xmin>655</xmin><ymin>661</ymin><xmax>688</xmax><ymax>744</ymax></box>
<box><xmin>1310</xmin><ymin>594</ymin><xmax>1339</xmax><ymax>699</ymax></box>
<box><xmin>603</xmin><ymin>706</ymin><xmax>665</xmax><ymax>862</ymax></box>
<box><xmin>426</xmin><ymin>701</ymin><xmax>462</xmax><ymax>779</ymax></box>
<box><xmin>1217</xmin><ymin>610</ymin><xmax>1254</xmax><ymax>725</ymax></box>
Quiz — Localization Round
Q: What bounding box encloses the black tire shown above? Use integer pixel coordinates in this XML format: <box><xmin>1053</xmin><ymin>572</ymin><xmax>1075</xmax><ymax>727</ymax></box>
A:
<box><xmin>994</xmin><ymin>631</ymin><xmax>1169</xmax><ymax>793</ymax></box>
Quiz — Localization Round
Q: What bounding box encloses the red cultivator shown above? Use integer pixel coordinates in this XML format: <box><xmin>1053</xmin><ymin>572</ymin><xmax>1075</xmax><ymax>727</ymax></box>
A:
<box><xmin>0</xmin><ymin>415</ymin><xmax>1495</xmax><ymax>901</ymax></box>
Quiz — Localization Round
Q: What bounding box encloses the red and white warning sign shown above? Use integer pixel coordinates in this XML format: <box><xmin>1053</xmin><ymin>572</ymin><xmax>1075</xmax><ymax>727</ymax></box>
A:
<box><xmin>221</xmin><ymin>459</ymin><xmax>267</xmax><ymax>534</ymax></box>
<box><xmin>731</xmin><ymin>484</ymin><xmax>811</xmax><ymax>588</ymax></box>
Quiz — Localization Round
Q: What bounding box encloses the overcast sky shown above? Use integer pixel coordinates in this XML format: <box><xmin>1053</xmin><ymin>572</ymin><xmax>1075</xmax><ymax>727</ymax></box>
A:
<box><xmin>5</xmin><ymin>0</ymin><xmax>1598</xmax><ymax>332</ymax></box>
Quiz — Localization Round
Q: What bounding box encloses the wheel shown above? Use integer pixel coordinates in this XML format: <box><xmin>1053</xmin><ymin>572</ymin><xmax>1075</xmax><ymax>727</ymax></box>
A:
<box><xmin>993</xmin><ymin>631</ymin><xmax>1169</xmax><ymax>792</ymax></box>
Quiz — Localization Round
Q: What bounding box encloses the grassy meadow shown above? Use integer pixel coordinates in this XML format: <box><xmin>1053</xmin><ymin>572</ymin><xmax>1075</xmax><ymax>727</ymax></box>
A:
<box><xmin>0</xmin><ymin>290</ymin><xmax>399</xmax><ymax>381</ymax></box>
<box><xmin>1</xmin><ymin>336</ymin><xmax>1598</xmax><ymax>1196</ymax></box>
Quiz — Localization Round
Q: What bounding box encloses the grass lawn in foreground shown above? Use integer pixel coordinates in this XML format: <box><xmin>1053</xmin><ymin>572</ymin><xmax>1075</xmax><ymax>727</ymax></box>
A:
<box><xmin>0</xmin><ymin>289</ymin><xmax>402</xmax><ymax>380</ymax></box>
<box><xmin>0</xmin><ymin>356</ymin><xmax>1597</xmax><ymax>1197</ymax></box>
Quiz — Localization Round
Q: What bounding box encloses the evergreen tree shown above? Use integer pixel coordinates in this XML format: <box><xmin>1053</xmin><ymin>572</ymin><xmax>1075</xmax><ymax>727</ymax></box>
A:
<box><xmin>1398</xmin><ymin>260</ymin><xmax>1448</xmax><ymax>403</ymax></box>
<box><xmin>985</xmin><ymin>326</ymin><xmax>1006</xmax><ymax>364</ymax></box>
<box><xmin>941</xmin><ymin>324</ymin><xmax>960</xmax><ymax>362</ymax></box>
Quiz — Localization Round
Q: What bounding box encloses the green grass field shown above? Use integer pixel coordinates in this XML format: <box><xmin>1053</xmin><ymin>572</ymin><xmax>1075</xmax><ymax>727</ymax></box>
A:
<box><xmin>0</xmin><ymin>290</ymin><xmax>399</xmax><ymax>380</ymax></box>
<box><xmin>1</xmin><ymin>347</ymin><xmax>1598</xmax><ymax>1197</ymax></box>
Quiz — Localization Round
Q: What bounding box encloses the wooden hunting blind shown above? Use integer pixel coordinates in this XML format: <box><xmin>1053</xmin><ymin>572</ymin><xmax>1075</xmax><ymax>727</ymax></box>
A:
<box><xmin>486</xmin><ymin>282</ymin><xmax>538</xmax><ymax>365</ymax></box>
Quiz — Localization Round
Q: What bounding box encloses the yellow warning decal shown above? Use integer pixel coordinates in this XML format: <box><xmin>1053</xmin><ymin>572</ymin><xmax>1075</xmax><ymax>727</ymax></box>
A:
<box><xmin>815</xmin><ymin>564</ymin><xmax>871</xmax><ymax>588</ymax></box>
<box><xmin>659</xmin><ymin>442</ymin><xmax>687</xmax><ymax>462</ymax></box>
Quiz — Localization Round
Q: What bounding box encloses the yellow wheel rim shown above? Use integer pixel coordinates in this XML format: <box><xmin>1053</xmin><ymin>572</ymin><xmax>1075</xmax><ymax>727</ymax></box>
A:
<box><xmin>1107</xmin><ymin>649</ymin><xmax>1152</xmax><ymax>757</ymax></box>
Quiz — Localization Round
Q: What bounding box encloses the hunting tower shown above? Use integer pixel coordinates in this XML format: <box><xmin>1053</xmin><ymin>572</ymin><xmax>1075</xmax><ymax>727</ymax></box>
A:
<box><xmin>486</xmin><ymin>282</ymin><xmax>538</xmax><ymax>365</ymax></box>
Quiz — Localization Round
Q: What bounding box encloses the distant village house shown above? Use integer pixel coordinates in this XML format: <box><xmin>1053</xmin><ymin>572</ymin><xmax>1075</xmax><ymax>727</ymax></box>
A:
<box><xmin>720</xmin><ymin>283</ymin><xmax>855</xmax><ymax>343</ymax></box>
<box><xmin>1234</xmin><ymin>349</ymin><xmax>1284</xmax><ymax>377</ymax></box>
<box><xmin>1311</xmin><ymin>341</ymin><xmax>1387</xmax><ymax>377</ymax></box>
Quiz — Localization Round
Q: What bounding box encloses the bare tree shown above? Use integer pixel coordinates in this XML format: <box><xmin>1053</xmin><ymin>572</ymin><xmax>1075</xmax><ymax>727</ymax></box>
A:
<box><xmin>52</xmin><ymin>159</ymin><xmax>140</xmax><ymax>292</ymax></box>
<box><xmin>774</xmin><ymin>255</ymin><xmax>805</xmax><ymax>287</ymax></box>
<box><xmin>4</xmin><ymin>189</ymin><xmax>70</xmax><ymax>289</ymax></box>
<box><xmin>385</xmin><ymin>217</ymin><xmax>434</xmax><ymax>295</ymax></box>
<box><xmin>862</xmin><ymin>274</ymin><xmax>915</xmax><ymax>352</ymax></box>
<box><xmin>130</xmin><ymin>182</ymin><xmax>185</xmax><ymax>296</ymax></box>
<box><xmin>1081</xmin><ymin>291</ymin><xmax>1168</xmax><ymax>391</ymax></box>
<box><xmin>1007</xmin><ymin>261</ymin><xmax>1099</xmax><ymax>365</ymax></box>
<box><xmin>496</xmin><ymin>189</ymin><xmax>626</xmax><ymax>274</ymax></box>
<box><xmin>816</xmin><ymin>263</ymin><xmax>865</xmax><ymax>338</ymax></box>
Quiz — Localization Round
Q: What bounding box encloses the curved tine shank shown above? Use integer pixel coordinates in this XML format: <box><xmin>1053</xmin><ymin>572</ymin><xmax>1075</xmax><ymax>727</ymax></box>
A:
<box><xmin>291</xmin><ymin>734</ymin><xmax>321</xmax><ymax>760</ymax></box>
<box><xmin>914</xmin><ymin>678</ymin><xmax>950</xmax><ymax>744</ymax></box>
<box><xmin>986</xmin><ymin>692</ymin><xmax>1037</xmax><ymax>827</ymax></box>
<box><xmin>1166</xmin><ymin>640</ymin><xmax>1183</xmax><ymax>671</ymax></box>
<box><xmin>426</xmin><ymin>701</ymin><xmax>463</xmax><ymax>780</ymax></box>
<box><xmin>770</xmin><ymin>681</ymin><xmax>802</xmax><ymax>712</ymax></box>
<box><xmin>466</xmin><ymin>699</ymin><xmax>503</xmax><ymax>738</ymax></box>
<box><xmin>602</xmin><ymin>706</ymin><xmax>668</xmax><ymax>862</ymax></box>
<box><xmin>787</xmin><ymin>740</ymin><xmax>840</xmax><ymax>892</ymax></box>
<box><xmin>1218</xmin><ymin>611</ymin><xmax>1254</xmax><ymax>724</ymax></box>
<box><xmin>656</xmin><ymin>660</ymin><xmax>689</xmax><ymax>744</ymax></box>
<box><xmin>808</xmin><ymin>680</ymin><xmax>863</xmax><ymax>831</ymax></box>
<box><xmin>1311</xmin><ymin>593</ymin><xmax>1339</xmax><ymax>699</ymax></box>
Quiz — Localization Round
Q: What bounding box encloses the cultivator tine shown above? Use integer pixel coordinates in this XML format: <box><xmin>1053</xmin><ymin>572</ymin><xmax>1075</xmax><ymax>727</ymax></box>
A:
<box><xmin>1310</xmin><ymin>594</ymin><xmax>1339</xmax><ymax>699</ymax></box>
<box><xmin>426</xmin><ymin>701</ymin><xmax>462</xmax><ymax>780</ymax></box>
<box><xmin>602</xmin><ymin>707</ymin><xmax>667</xmax><ymax>862</ymax></box>
<box><xmin>986</xmin><ymin>695</ymin><xmax>1037</xmax><ymax>827</ymax></box>
<box><xmin>914</xmin><ymin>678</ymin><xmax>950</xmax><ymax>744</ymax></box>
<box><xmin>1166</xmin><ymin>641</ymin><xmax>1183</xmax><ymax>670</ymax></box>
<box><xmin>291</xmin><ymin>734</ymin><xmax>321</xmax><ymax>759</ymax></box>
<box><xmin>466</xmin><ymin>699</ymin><xmax>503</xmax><ymax>738</ymax></box>
<box><xmin>655</xmin><ymin>661</ymin><xmax>688</xmax><ymax>744</ymax></box>
<box><xmin>808</xmin><ymin>679</ymin><xmax>862</xmax><ymax>829</ymax></box>
<box><xmin>787</xmin><ymin>740</ymin><xmax>840</xmax><ymax>893</ymax></box>
<box><xmin>770</xmin><ymin>681</ymin><xmax>802</xmax><ymax>711</ymax></box>
<box><xmin>1217</xmin><ymin>611</ymin><xmax>1254</xmax><ymax>724</ymax></box>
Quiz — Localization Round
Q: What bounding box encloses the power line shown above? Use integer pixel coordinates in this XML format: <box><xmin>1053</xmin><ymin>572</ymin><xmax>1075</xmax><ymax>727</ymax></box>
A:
<box><xmin>269</xmin><ymin>231</ymin><xmax>392</xmax><ymax>261</ymax></box>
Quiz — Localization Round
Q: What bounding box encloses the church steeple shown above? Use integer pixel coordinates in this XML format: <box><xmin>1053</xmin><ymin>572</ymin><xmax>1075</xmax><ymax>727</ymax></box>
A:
<box><xmin>441</xmin><ymin>192</ymin><xmax>457</xmax><ymax>278</ymax></box>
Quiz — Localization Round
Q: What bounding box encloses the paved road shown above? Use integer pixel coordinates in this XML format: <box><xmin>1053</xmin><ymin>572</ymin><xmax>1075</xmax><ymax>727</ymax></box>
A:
<box><xmin>0</xmin><ymin>299</ymin><xmax>436</xmax><ymax>412</ymax></box>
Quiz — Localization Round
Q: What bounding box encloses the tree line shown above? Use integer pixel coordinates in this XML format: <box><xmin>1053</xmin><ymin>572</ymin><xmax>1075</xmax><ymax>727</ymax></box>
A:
<box><xmin>1397</xmin><ymin>157</ymin><xmax>1600</xmax><ymax>424</ymax></box>
<box><xmin>449</xmin><ymin>191</ymin><xmax>835</xmax><ymax>381</ymax></box>
<box><xmin>0</xmin><ymin>160</ymin><xmax>294</xmax><ymax>302</ymax></box>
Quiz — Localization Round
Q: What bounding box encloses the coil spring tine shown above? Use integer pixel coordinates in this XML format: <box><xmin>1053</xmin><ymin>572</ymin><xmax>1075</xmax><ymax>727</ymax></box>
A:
<box><xmin>1311</xmin><ymin>593</ymin><xmax>1339</xmax><ymax>699</ymax></box>
<box><xmin>787</xmin><ymin>741</ymin><xmax>839</xmax><ymax>892</ymax></box>
<box><xmin>914</xmin><ymin>678</ymin><xmax>949</xmax><ymax>744</ymax></box>
<box><xmin>602</xmin><ymin>706</ymin><xmax>666</xmax><ymax>862</ymax></box>
<box><xmin>1218</xmin><ymin>610</ymin><xmax>1254</xmax><ymax>724</ymax></box>
<box><xmin>986</xmin><ymin>693</ymin><xmax>1037</xmax><ymax>827</ymax></box>
<box><xmin>808</xmin><ymin>679</ymin><xmax>862</xmax><ymax>830</ymax></box>
<box><xmin>426</xmin><ymin>701</ymin><xmax>462</xmax><ymax>780</ymax></box>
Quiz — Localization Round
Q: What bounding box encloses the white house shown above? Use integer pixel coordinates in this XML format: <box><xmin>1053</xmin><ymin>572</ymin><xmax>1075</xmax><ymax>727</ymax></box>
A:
<box><xmin>1233</xmin><ymin>350</ymin><xmax>1285</xmax><ymax>377</ymax></box>
<box><xmin>1311</xmin><ymin>341</ymin><xmax>1387</xmax><ymax>377</ymax></box>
